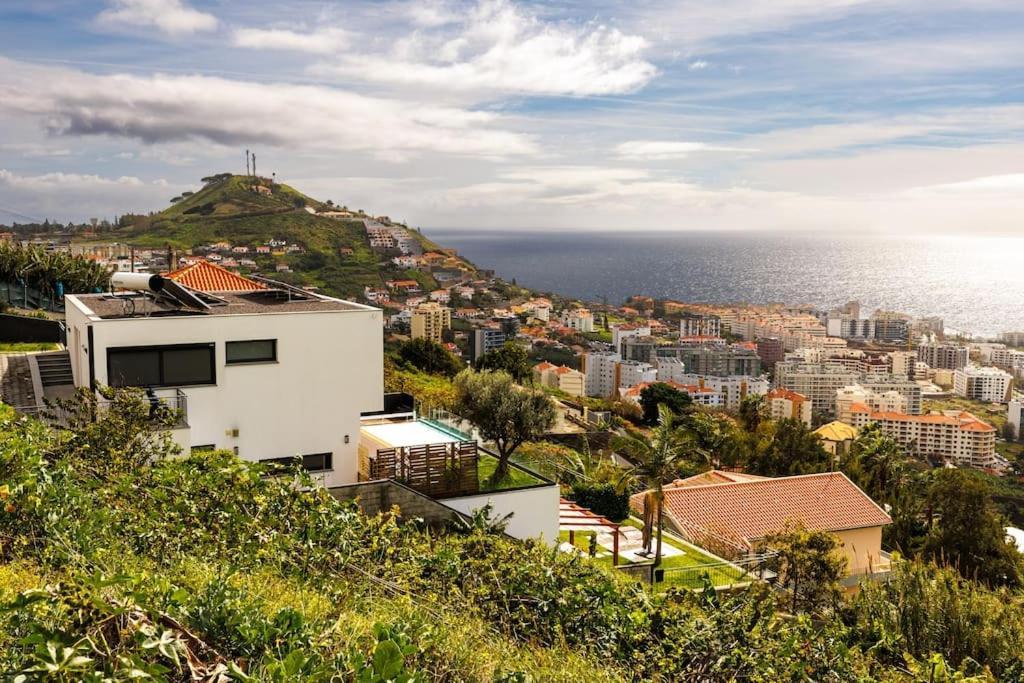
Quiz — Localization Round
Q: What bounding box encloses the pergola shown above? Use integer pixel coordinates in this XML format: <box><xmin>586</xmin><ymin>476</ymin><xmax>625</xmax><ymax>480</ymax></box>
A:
<box><xmin>559</xmin><ymin>498</ymin><xmax>624</xmax><ymax>566</ymax></box>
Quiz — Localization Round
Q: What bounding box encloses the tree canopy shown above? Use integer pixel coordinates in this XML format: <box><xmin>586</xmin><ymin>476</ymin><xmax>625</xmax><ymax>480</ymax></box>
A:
<box><xmin>474</xmin><ymin>342</ymin><xmax>531</xmax><ymax>383</ymax></box>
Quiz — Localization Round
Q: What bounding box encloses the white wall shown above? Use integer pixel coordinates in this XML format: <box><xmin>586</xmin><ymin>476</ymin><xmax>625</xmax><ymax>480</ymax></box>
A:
<box><xmin>68</xmin><ymin>300</ymin><xmax>383</xmax><ymax>487</ymax></box>
<box><xmin>444</xmin><ymin>483</ymin><xmax>560</xmax><ymax>544</ymax></box>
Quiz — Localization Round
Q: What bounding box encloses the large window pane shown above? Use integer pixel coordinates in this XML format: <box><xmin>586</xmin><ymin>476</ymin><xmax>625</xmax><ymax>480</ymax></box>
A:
<box><xmin>108</xmin><ymin>349</ymin><xmax>160</xmax><ymax>387</ymax></box>
<box><xmin>162</xmin><ymin>347</ymin><xmax>214</xmax><ymax>385</ymax></box>
<box><xmin>226</xmin><ymin>339</ymin><xmax>276</xmax><ymax>364</ymax></box>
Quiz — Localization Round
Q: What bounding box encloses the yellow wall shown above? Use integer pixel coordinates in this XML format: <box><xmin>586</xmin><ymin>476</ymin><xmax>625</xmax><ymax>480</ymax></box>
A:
<box><xmin>835</xmin><ymin>526</ymin><xmax>888</xmax><ymax>576</ymax></box>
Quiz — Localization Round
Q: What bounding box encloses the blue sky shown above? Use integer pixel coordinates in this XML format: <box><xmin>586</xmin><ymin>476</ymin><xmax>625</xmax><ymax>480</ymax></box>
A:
<box><xmin>1</xmin><ymin>0</ymin><xmax>1022</xmax><ymax>233</ymax></box>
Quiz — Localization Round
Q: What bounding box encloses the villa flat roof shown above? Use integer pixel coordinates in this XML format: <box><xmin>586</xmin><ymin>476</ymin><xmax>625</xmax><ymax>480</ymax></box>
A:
<box><xmin>361</xmin><ymin>420</ymin><xmax>461</xmax><ymax>448</ymax></box>
<box><xmin>69</xmin><ymin>290</ymin><xmax>368</xmax><ymax>319</ymax></box>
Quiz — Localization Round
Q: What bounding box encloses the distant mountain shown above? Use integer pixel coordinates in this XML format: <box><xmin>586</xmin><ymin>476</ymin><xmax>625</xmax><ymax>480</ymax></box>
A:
<box><xmin>111</xmin><ymin>174</ymin><xmax>461</xmax><ymax>300</ymax></box>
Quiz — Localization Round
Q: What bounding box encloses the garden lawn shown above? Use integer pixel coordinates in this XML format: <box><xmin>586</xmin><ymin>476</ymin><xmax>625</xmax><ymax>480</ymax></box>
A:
<box><xmin>478</xmin><ymin>452</ymin><xmax>547</xmax><ymax>492</ymax></box>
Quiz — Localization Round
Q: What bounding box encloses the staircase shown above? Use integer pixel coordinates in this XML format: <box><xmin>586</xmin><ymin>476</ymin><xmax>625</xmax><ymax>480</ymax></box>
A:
<box><xmin>35</xmin><ymin>352</ymin><xmax>73</xmax><ymax>387</ymax></box>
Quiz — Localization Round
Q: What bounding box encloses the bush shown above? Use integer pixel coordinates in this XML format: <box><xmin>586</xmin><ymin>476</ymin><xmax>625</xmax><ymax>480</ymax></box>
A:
<box><xmin>570</xmin><ymin>482</ymin><xmax>630</xmax><ymax>522</ymax></box>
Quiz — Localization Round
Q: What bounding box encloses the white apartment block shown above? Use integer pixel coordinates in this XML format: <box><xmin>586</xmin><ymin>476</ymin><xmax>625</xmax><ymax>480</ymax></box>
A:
<box><xmin>1009</xmin><ymin>399</ymin><xmax>1023</xmax><ymax>440</ymax></box>
<box><xmin>655</xmin><ymin>357</ymin><xmax>688</xmax><ymax>384</ymax></box>
<box><xmin>64</xmin><ymin>268</ymin><xmax>383</xmax><ymax>488</ymax></box>
<box><xmin>619</xmin><ymin>381</ymin><xmax>722</xmax><ymax>408</ymax></box>
<box><xmin>835</xmin><ymin>385</ymin><xmax>908</xmax><ymax>424</ymax></box>
<box><xmin>612</xmin><ymin>323</ymin><xmax>651</xmax><ymax>350</ymax></box>
<box><xmin>774</xmin><ymin>363</ymin><xmax>860</xmax><ymax>415</ymax></box>
<box><xmin>581</xmin><ymin>351</ymin><xmax>620</xmax><ymax>397</ymax></box>
<box><xmin>992</xmin><ymin>348</ymin><xmax>1024</xmax><ymax>375</ymax></box>
<box><xmin>680</xmin><ymin>313</ymin><xmax>721</xmax><ymax>338</ymax></box>
<box><xmin>561</xmin><ymin>308</ymin><xmax>595</xmax><ymax>333</ymax></box>
<box><xmin>766</xmin><ymin>388</ymin><xmax>812</xmax><ymax>426</ymax></box>
<box><xmin>617</xmin><ymin>360</ymin><xmax>658</xmax><ymax>389</ymax></box>
<box><xmin>953</xmin><ymin>366</ymin><xmax>1012</xmax><ymax>403</ymax></box>
<box><xmin>847</xmin><ymin>407</ymin><xmax>997</xmax><ymax>469</ymax></box>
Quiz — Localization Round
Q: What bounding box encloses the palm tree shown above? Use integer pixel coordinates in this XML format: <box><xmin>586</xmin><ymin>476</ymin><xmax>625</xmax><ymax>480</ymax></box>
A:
<box><xmin>614</xmin><ymin>404</ymin><xmax>694</xmax><ymax>568</ymax></box>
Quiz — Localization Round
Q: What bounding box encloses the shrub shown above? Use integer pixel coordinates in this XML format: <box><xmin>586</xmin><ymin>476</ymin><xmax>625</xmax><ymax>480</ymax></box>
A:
<box><xmin>569</xmin><ymin>482</ymin><xmax>630</xmax><ymax>522</ymax></box>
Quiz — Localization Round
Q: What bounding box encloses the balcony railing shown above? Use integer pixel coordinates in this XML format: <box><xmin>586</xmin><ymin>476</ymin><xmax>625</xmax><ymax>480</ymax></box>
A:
<box><xmin>10</xmin><ymin>388</ymin><xmax>188</xmax><ymax>430</ymax></box>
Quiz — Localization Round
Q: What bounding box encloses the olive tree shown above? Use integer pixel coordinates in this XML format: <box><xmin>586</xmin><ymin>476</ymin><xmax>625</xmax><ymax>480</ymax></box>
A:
<box><xmin>453</xmin><ymin>369</ymin><xmax>557</xmax><ymax>483</ymax></box>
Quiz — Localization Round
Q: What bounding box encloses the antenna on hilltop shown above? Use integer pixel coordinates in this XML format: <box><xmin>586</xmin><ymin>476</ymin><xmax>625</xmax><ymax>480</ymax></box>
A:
<box><xmin>252</xmin><ymin>153</ymin><xmax>257</xmax><ymax>178</ymax></box>
<box><xmin>245</xmin><ymin>149</ymin><xmax>250</xmax><ymax>176</ymax></box>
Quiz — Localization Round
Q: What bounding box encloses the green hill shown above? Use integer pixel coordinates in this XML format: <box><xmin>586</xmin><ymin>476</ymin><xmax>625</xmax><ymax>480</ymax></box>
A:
<box><xmin>111</xmin><ymin>174</ymin><xmax>462</xmax><ymax>300</ymax></box>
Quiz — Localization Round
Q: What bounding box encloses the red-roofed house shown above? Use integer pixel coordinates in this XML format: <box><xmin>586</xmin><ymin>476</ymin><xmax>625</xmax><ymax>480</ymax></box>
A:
<box><xmin>630</xmin><ymin>471</ymin><xmax>891</xmax><ymax>577</ymax></box>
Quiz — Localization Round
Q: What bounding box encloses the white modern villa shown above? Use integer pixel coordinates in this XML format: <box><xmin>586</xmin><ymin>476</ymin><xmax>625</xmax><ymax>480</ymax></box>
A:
<box><xmin>61</xmin><ymin>261</ymin><xmax>558</xmax><ymax>540</ymax></box>
<box><xmin>64</xmin><ymin>261</ymin><xmax>383</xmax><ymax>487</ymax></box>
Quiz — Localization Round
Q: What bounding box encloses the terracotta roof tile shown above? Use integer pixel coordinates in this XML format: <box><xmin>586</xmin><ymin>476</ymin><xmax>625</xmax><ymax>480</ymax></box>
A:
<box><xmin>631</xmin><ymin>472</ymin><xmax>890</xmax><ymax>551</ymax></box>
<box><xmin>165</xmin><ymin>261</ymin><xmax>265</xmax><ymax>293</ymax></box>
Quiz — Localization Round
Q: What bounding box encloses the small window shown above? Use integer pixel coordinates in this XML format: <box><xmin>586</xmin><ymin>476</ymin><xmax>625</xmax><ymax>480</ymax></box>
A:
<box><xmin>226</xmin><ymin>339</ymin><xmax>277</xmax><ymax>364</ymax></box>
<box><xmin>191</xmin><ymin>444</ymin><xmax>216</xmax><ymax>454</ymax></box>
<box><xmin>108</xmin><ymin>344</ymin><xmax>215</xmax><ymax>388</ymax></box>
<box><xmin>261</xmin><ymin>452</ymin><xmax>333</xmax><ymax>472</ymax></box>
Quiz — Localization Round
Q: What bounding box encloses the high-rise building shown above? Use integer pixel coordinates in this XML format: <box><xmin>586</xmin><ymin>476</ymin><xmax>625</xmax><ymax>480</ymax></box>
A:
<box><xmin>917</xmin><ymin>343</ymin><xmax>969</xmax><ymax>370</ymax></box>
<box><xmin>470</xmin><ymin>327</ymin><xmax>507</xmax><ymax>362</ymax></box>
<box><xmin>411</xmin><ymin>302</ymin><xmax>451</xmax><ymax>343</ymax></box>
<box><xmin>581</xmin><ymin>351</ymin><xmax>620</xmax><ymax>397</ymax></box>
<box><xmin>953</xmin><ymin>366</ymin><xmax>1013</xmax><ymax>403</ymax></box>
<box><xmin>756</xmin><ymin>337</ymin><xmax>785</xmax><ymax>370</ymax></box>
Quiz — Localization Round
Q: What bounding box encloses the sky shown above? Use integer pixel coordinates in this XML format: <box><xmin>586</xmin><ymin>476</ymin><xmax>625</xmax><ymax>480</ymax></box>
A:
<box><xmin>0</xmin><ymin>0</ymin><xmax>1023</xmax><ymax>233</ymax></box>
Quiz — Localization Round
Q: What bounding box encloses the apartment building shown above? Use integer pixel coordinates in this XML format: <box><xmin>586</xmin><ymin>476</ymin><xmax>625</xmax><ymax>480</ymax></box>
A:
<box><xmin>680</xmin><ymin>313</ymin><xmax>721</xmax><ymax>338</ymax></box>
<box><xmin>917</xmin><ymin>343</ymin><xmax>969</xmax><ymax>370</ymax></box>
<box><xmin>860</xmin><ymin>378</ymin><xmax>922</xmax><ymax>415</ymax></box>
<box><xmin>847</xmin><ymin>406</ymin><xmax>997</xmax><ymax>469</ymax></box>
<box><xmin>581</xmin><ymin>351</ymin><xmax>620</xmax><ymax>397</ymax></box>
<box><xmin>774</xmin><ymin>363</ymin><xmax>860</xmax><ymax>415</ymax></box>
<box><xmin>670</xmin><ymin>344</ymin><xmax>761</xmax><ymax>377</ymax></box>
<box><xmin>469</xmin><ymin>327</ymin><xmax>507</xmax><ymax>363</ymax></box>
<box><xmin>617</xmin><ymin>360</ymin><xmax>658</xmax><ymax>389</ymax></box>
<box><xmin>835</xmin><ymin>385</ymin><xmax>908</xmax><ymax>423</ymax></box>
<box><xmin>999</xmin><ymin>331</ymin><xmax>1024</xmax><ymax>347</ymax></box>
<box><xmin>560</xmin><ymin>308</ymin><xmax>594</xmax><ymax>333</ymax></box>
<box><xmin>953</xmin><ymin>366</ymin><xmax>1012</xmax><ymax>403</ymax></box>
<box><xmin>992</xmin><ymin>348</ymin><xmax>1024</xmax><ymax>376</ymax></box>
<box><xmin>756</xmin><ymin>337</ymin><xmax>785</xmax><ymax>370</ymax></box>
<box><xmin>1009</xmin><ymin>398</ymin><xmax>1023</xmax><ymax>440</ymax></box>
<box><xmin>532</xmin><ymin>362</ymin><xmax>585</xmax><ymax>397</ymax></box>
<box><xmin>411</xmin><ymin>301</ymin><xmax>452</xmax><ymax>343</ymax></box>
<box><xmin>64</xmin><ymin>263</ymin><xmax>383</xmax><ymax>487</ymax></box>
<box><xmin>766</xmin><ymin>388</ymin><xmax>812</xmax><ymax>426</ymax></box>
<box><xmin>611</xmin><ymin>323</ymin><xmax>651</xmax><ymax>351</ymax></box>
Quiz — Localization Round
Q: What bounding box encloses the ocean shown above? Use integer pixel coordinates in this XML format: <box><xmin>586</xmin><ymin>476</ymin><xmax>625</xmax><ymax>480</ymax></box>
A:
<box><xmin>425</xmin><ymin>230</ymin><xmax>1024</xmax><ymax>339</ymax></box>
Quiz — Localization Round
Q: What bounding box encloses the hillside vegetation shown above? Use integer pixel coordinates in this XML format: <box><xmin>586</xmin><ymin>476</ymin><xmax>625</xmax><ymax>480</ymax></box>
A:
<box><xmin>111</xmin><ymin>174</ymin><xmax>456</xmax><ymax>299</ymax></box>
<box><xmin>3</xmin><ymin>394</ymin><xmax>1024</xmax><ymax>681</ymax></box>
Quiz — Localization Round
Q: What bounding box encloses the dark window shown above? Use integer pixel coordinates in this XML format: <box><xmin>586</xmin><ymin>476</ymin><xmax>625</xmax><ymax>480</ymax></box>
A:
<box><xmin>226</xmin><ymin>339</ymin><xmax>277</xmax><ymax>364</ymax></box>
<box><xmin>261</xmin><ymin>452</ymin><xmax>333</xmax><ymax>472</ymax></box>
<box><xmin>107</xmin><ymin>344</ymin><xmax>215</xmax><ymax>388</ymax></box>
<box><xmin>191</xmin><ymin>444</ymin><xmax>216</xmax><ymax>453</ymax></box>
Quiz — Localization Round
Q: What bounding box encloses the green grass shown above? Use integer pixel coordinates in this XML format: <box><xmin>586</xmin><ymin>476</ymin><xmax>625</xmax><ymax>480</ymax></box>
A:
<box><xmin>0</xmin><ymin>342</ymin><xmax>60</xmax><ymax>352</ymax></box>
<box><xmin>477</xmin><ymin>452</ymin><xmax>546</xmax><ymax>492</ymax></box>
<box><xmin>923</xmin><ymin>396</ymin><xmax>1010</xmax><ymax>430</ymax></box>
<box><xmin>559</xmin><ymin>519</ymin><xmax>749</xmax><ymax>591</ymax></box>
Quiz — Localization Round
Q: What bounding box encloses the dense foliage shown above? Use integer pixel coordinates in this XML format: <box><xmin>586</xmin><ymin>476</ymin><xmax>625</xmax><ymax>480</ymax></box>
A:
<box><xmin>0</xmin><ymin>242</ymin><xmax>112</xmax><ymax>297</ymax></box>
<box><xmin>569</xmin><ymin>482</ymin><xmax>630</xmax><ymax>522</ymax></box>
<box><xmin>396</xmin><ymin>338</ymin><xmax>465</xmax><ymax>377</ymax></box>
<box><xmin>3</xmin><ymin>394</ymin><xmax>1024</xmax><ymax>680</ymax></box>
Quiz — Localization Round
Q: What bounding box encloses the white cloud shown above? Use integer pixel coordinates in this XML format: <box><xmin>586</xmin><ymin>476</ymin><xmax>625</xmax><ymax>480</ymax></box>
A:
<box><xmin>688</xmin><ymin>60</ymin><xmax>709</xmax><ymax>71</ymax></box>
<box><xmin>97</xmin><ymin>0</ymin><xmax>218</xmax><ymax>36</ymax></box>
<box><xmin>906</xmin><ymin>173</ymin><xmax>1024</xmax><ymax>196</ymax></box>
<box><xmin>313</xmin><ymin>0</ymin><xmax>656</xmax><ymax>96</ymax></box>
<box><xmin>615</xmin><ymin>140</ymin><xmax>756</xmax><ymax>160</ymax></box>
<box><xmin>0</xmin><ymin>58</ymin><xmax>537</xmax><ymax>162</ymax></box>
<box><xmin>0</xmin><ymin>169</ymin><xmax>177</xmax><ymax>221</ymax></box>
<box><xmin>233</xmin><ymin>26</ymin><xmax>349</xmax><ymax>55</ymax></box>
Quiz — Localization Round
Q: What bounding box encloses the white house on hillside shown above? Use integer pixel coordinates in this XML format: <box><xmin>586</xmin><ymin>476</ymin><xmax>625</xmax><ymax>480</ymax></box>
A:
<box><xmin>64</xmin><ymin>261</ymin><xmax>383</xmax><ymax>487</ymax></box>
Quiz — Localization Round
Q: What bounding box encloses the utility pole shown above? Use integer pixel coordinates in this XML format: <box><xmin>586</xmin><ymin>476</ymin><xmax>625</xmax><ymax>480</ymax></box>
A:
<box><xmin>245</xmin><ymin>149</ymin><xmax>250</xmax><ymax>176</ymax></box>
<box><xmin>252</xmin><ymin>154</ymin><xmax>256</xmax><ymax>178</ymax></box>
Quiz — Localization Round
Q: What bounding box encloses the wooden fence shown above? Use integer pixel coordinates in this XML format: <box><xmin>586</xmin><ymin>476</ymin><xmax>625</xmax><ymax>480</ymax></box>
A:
<box><xmin>368</xmin><ymin>441</ymin><xmax>479</xmax><ymax>497</ymax></box>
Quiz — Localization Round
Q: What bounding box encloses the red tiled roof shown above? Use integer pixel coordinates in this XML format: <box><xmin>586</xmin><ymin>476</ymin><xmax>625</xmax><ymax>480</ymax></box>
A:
<box><xmin>767</xmin><ymin>388</ymin><xmax>806</xmax><ymax>402</ymax></box>
<box><xmin>667</xmin><ymin>470</ymin><xmax>769</xmax><ymax>489</ymax></box>
<box><xmin>631</xmin><ymin>472</ymin><xmax>890</xmax><ymax>551</ymax></box>
<box><xmin>852</xmin><ymin>407</ymin><xmax>996</xmax><ymax>432</ymax></box>
<box><xmin>165</xmin><ymin>260</ymin><xmax>265</xmax><ymax>293</ymax></box>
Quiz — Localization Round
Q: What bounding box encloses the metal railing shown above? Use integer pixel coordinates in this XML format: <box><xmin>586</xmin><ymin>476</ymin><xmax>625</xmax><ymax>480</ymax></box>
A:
<box><xmin>9</xmin><ymin>388</ymin><xmax>188</xmax><ymax>430</ymax></box>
